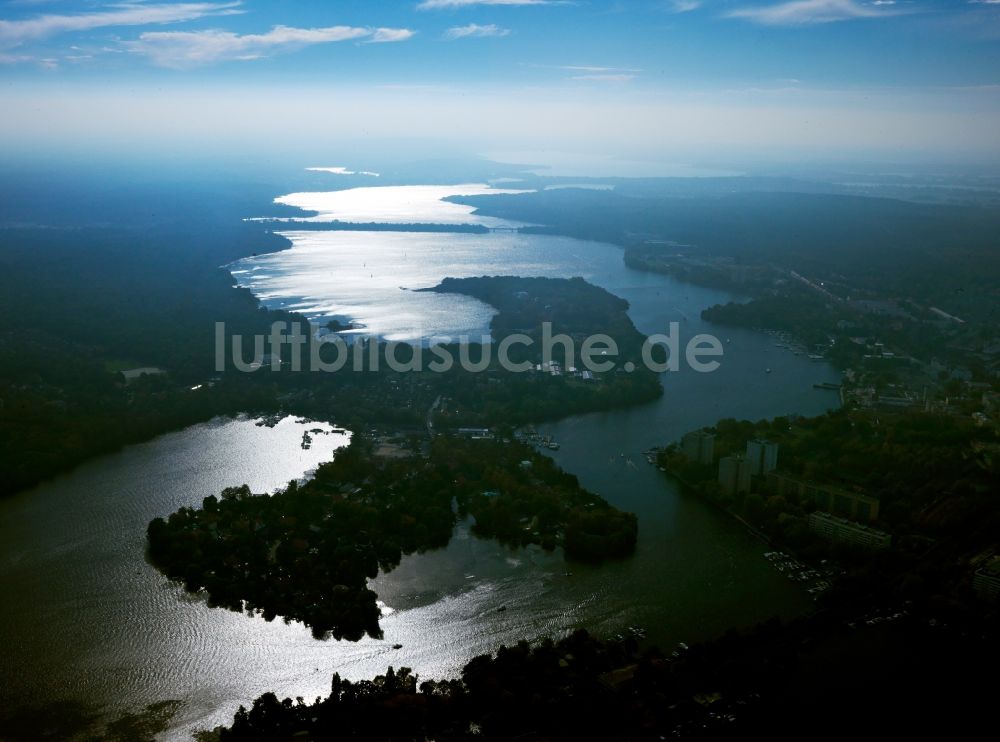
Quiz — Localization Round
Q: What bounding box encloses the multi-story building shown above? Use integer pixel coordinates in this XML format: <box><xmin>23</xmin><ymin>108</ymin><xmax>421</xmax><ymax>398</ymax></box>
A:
<box><xmin>766</xmin><ymin>471</ymin><xmax>880</xmax><ymax>522</ymax></box>
<box><xmin>745</xmin><ymin>439</ymin><xmax>779</xmax><ymax>476</ymax></box>
<box><xmin>718</xmin><ymin>454</ymin><xmax>752</xmax><ymax>496</ymax></box>
<box><xmin>681</xmin><ymin>430</ymin><xmax>715</xmax><ymax>465</ymax></box>
<box><xmin>807</xmin><ymin>512</ymin><xmax>892</xmax><ymax>550</ymax></box>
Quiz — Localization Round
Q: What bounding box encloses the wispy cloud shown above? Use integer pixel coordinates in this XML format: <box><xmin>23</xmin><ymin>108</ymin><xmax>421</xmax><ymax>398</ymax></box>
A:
<box><xmin>666</xmin><ymin>0</ymin><xmax>701</xmax><ymax>12</ymax></box>
<box><xmin>726</xmin><ymin>0</ymin><xmax>900</xmax><ymax>25</ymax></box>
<box><xmin>0</xmin><ymin>52</ymin><xmax>32</xmax><ymax>64</ymax></box>
<box><xmin>418</xmin><ymin>0</ymin><xmax>554</xmax><ymax>9</ymax></box>
<box><xmin>370</xmin><ymin>27</ymin><xmax>416</xmax><ymax>43</ymax></box>
<box><xmin>558</xmin><ymin>64</ymin><xmax>642</xmax><ymax>73</ymax></box>
<box><xmin>124</xmin><ymin>25</ymin><xmax>413</xmax><ymax>68</ymax></box>
<box><xmin>0</xmin><ymin>2</ymin><xmax>243</xmax><ymax>48</ymax></box>
<box><xmin>524</xmin><ymin>62</ymin><xmax>642</xmax><ymax>80</ymax></box>
<box><xmin>444</xmin><ymin>23</ymin><xmax>511</xmax><ymax>38</ymax></box>
<box><xmin>571</xmin><ymin>73</ymin><xmax>635</xmax><ymax>82</ymax></box>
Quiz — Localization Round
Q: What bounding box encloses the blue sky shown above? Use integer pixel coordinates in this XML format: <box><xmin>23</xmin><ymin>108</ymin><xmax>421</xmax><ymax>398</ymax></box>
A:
<box><xmin>2</xmin><ymin>1</ymin><xmax>999</xmax><ymax>164</ymax></box>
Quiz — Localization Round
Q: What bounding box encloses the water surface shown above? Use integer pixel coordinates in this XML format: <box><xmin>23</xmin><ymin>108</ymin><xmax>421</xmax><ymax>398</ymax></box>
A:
<box><xmin>231</xmin><ymin>230</ymin><xmax>633</xmax><ymax>341</ymax></box>
<box><xmin>1</xmin><ymin>183</ymin><xmax>842</xmax><ymax>739</ymax></box>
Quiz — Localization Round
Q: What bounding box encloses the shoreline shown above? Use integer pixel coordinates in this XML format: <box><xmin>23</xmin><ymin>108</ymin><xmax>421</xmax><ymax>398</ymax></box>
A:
<box><xmin>659</xmin><ymin>464</ymin><xmax>777</xmax><ymax>548</ymax></box>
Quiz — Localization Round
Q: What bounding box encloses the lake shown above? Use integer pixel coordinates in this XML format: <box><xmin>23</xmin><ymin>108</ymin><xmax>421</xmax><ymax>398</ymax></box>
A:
<box><xmin>0</xmin><ymin>182</ymin><xmax>841</xmax><ymax>739</ymax></box>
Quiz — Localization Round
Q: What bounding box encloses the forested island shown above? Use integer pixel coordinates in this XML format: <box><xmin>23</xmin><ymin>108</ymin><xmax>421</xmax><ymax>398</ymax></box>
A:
<box><xmin>425</xmin><ymin>275</ymin><xmax>653</xmax><ymax>360</ymax></box>
<box><xmin>147</xmin><ymin>436</ymin><xmax>636</xmax><ymax>640</ymax></box>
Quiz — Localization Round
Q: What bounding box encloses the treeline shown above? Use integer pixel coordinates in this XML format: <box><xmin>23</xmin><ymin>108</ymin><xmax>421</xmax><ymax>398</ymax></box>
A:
<box><xmin>147</xmin><ymin>437</ymin><xmax>637</xmax><ymax>639</ymax></box>
<box><xmin>211</xmin><ymin>600</ymin><xmax>1000</xmax><ymax>741</ymax></box>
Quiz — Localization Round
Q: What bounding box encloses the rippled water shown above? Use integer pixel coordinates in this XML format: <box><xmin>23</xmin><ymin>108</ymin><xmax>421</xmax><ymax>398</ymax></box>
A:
<box><xmin>0</xmin><ymin>417</ymin><xmax>350</xmax><ymax>737</ymax></box>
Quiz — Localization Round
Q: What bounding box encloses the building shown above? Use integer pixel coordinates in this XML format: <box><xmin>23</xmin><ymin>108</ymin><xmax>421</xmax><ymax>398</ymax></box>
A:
<box><xmin>718</xmin><ymin>454</ymin><xmax>752</xmax><ymax>496</ymax></box>
<box><xmin>766</xmin><ymin>471</ymin><xmax>880</xmax><ymax>522</ymax></box>
<box><xmin>745</xmin><ymin>439</ymin><xmax>779</xmax><ymax>476</ymax></box>
<box><xmin>807</xmin><ymin>512</ymin><xmax>892</xmax><ymax>551</ymax></box>
<box><xmin>121</xmin><ymin>366</ymin><xmax>167</xmax><ymax>384</ymax></box>
<box><xmin>973</xmin><ymin>558</ymin><xmax>1000</xmax><ymax>602</ymax></box>
<box><xmin>681</xmin><ymin>430</ymin><xmax>715</xmax><ymax>465</ymax></box>
<box><xmin>456</xmin><ymin>427</ymin><xmax>493</xmax><ymax>440</ymax></box>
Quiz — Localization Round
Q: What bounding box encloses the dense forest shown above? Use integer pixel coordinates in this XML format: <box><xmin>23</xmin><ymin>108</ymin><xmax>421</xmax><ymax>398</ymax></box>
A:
<box><xmin>425</xmin><ymin>275</ymin><xmax>654</xmax><ymax>362</ymax></box>
<box><xmin>0</xmin><ymin>168</ymin><xmax>301</xmax><ymax>496</ymax></box>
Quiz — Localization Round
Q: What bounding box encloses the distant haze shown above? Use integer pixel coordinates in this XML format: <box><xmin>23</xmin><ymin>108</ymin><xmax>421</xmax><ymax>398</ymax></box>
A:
<box><xmin>3</xmin><ymin>83</ymin><xmax>999</xmax><ymax>168</ymax></box>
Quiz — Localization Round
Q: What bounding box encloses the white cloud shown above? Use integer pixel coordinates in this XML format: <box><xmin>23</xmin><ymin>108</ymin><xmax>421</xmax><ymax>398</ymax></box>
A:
<box><xmin>370</xmin><ymin>27</ymin><xmax>416</xmax><ymax>42</ymax></box>
<box><xmin>667</xmin><ymin>1</ymin><xmax>701</xmax><ymax>12</ymax></box>
<box><xmin>0</xmin><ymin>2</ymin><xmax>243</xmax><ymax>48</ymax></box>
<box><xmin>418</xmin><ymin>0</ymin><xmax>553</xmax><ymax>9</ymax></box>
<box><xmin>444</xmin><ymin>23</ymin><xmax>511</xmax><ymax>38</ymax></box>
<box><xmin>726</xmin><ymin>0</ymin><xmax>898</xmax><ymax>25</ymax></box>
<box><xmin>124</xmin><ymin>25</ymin><xmax>413</xmax><ymax>68</ymax></box>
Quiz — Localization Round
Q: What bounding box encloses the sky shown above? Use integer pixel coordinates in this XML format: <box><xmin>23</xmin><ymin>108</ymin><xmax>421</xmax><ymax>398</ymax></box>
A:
<box><xmin>1</xmin><ymin>1</ymin><xmax>999</xmax><ymax>167</ymax></box>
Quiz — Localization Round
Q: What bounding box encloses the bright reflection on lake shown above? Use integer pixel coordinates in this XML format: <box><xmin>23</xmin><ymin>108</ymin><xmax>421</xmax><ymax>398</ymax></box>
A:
<box><xmin>230</xmin><ymin>230</ymin><xmax>633</xmax><ymax>341</ymax></box>
<box><xmin>0</xmin><ymin>416</ymin><xmax>349</xmax><ymax>737</ymax></box>
<box><xmin>269</xmin><ymin>184</ymin><xmax>526</xmax><ymax>227</ymax></box>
